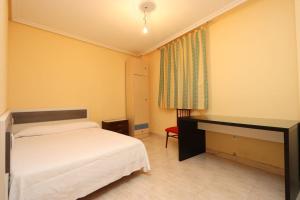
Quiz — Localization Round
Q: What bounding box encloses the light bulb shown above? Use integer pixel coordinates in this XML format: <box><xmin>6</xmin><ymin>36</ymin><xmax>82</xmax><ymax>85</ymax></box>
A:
<box><xmin>143</xmin><ymin>26</ymin><xmax>148</xmax><ymax>34</ymax></box>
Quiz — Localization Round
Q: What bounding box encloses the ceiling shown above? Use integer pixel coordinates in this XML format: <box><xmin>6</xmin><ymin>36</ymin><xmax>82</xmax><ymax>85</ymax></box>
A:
<box><xmin>11</xmin><ymin>0</ymin><xmax>246</xmax><ymax>55</ymax></box>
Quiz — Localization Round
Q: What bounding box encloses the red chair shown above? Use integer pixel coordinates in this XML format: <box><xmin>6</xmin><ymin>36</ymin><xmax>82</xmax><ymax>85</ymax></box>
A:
<box><xmin>165</xmin><ymin>109</ymin><xmax>191</xmax><ymax>148</ymax></box>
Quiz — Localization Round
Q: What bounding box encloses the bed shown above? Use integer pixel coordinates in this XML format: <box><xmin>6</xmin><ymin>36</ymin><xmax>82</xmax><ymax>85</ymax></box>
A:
<box><xmin>9</xmin><ymin>109</ymin><xmax>150</xmax><ymax>200</ymax></box>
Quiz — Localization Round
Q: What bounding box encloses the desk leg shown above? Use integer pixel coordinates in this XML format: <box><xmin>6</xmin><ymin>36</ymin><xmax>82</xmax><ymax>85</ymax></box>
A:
<box><xmin>178</xmin><ymin>119</ymin><xmax>206</xmax><ymax>161</ymax></box>
<box><xmin>285</xmin><ymin>125</ymin><xmax>299</xmax><ymax>200</ymax></box>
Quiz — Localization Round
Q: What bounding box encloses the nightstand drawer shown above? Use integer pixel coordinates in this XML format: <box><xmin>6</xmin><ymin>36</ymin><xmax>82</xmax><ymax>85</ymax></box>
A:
<box><xmin>107</xmin><ymin>120</ymin><xmax>128</xmax><ymax>128</ymax></box>
<box><xmin>115</xmin><ymin>128</ymin><xmax>128</xmax><ymax>135</ymax></box>
<box><xmin>102</xmin><ymin>119</ymin><xmax>129</xmax><ymax>135</ymax></box>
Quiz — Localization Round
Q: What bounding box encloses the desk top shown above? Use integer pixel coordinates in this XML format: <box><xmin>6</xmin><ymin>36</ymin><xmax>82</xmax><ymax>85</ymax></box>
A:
<box><xmin>183</xmin><ymin>115</ymin><xmax>299</xmax><ymax>132</ymax></box>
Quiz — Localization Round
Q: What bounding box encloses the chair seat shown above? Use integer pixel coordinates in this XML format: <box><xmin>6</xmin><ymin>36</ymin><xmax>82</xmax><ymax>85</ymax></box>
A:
<box><xmin>165</xmin><ymin>126</ymin><xmax>178</xmax><ymax>134</ymax></box>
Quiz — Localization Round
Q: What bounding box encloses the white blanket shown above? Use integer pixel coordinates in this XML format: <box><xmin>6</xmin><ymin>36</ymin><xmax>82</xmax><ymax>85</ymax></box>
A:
<box><xmin>10</xmin><ymin>126</ymin><xmax>150</xmax><ymax>200</ymax></box>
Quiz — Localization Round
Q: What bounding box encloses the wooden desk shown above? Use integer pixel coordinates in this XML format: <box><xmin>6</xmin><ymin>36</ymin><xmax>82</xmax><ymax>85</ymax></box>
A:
<box><xmin>178</xmin><ymin>115</ymin><xmax>299</xmax><ymax>200</ymax></box>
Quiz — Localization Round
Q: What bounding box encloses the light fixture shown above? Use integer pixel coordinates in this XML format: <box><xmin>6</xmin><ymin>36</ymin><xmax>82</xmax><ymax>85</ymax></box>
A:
<box><xmin>143</xmin><ymin>8</ymin><xmax>149</xmax><ymax>34</ymax></box>
<box><xmin>143</xmin><ymin>26</ymin><xmax>148</xmax><ymax>34</ymax></box>
<box><xmin>139</xmin><ymin>2</ymin><xmax>156</xmax><ymax>34</ymax></box>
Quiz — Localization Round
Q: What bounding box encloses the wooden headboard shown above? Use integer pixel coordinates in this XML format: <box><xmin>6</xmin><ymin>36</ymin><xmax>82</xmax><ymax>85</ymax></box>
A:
<box><xmin>0</xmin><ymin>111</ymin><xmax>12</xmax><ymax>175</ymax></box>
<box><xmin>11</xmin><ymin>109</ymin><xmax>87</xmax><ymax>124</ymax></box>
<box><xmin>6</xmin><ymin>121</ymin><xmax>11</xmax><ymax>175</ymax></box>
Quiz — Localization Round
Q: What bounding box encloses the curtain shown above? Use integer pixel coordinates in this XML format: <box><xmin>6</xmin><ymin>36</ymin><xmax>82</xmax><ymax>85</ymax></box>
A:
<box><xmin>158</xmin><ymin>28</ymin><xmax>208</xmax><ymax>110</ymax></box>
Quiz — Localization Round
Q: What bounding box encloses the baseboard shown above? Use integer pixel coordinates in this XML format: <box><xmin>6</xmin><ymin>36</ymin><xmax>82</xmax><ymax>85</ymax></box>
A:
<box><xmin>149</xmin><ymin>131</ymin><xmax>165</xmax><ymax>137</ymax></box>
<box><xmin>207</xmin><ymin>148</ymin><xmax>284</xmax><ymax>176</ymax></box>
<box><xmin>134</xmin><ymin>132</ymin><xmax>150</xmax><ymax>139</ymax></box>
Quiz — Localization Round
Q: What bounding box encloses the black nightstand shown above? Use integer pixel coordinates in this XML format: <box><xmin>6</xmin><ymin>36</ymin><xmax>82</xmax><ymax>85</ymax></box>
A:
<box><xmin>102</xmin><ymin>119</ymin><xmax>129</xmax><ymax>136</ymax></box>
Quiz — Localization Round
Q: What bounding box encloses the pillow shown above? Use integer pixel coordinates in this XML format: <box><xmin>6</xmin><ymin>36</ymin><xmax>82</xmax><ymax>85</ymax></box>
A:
<box><xmin>12</xmin><ymin>119</ymin><xmax>88</xmax><ymax>134</ymax></box>
<box><xmin>14</xmin><ymin>121</ymin><xmax>100</xmax><ymax>138</ymax></box>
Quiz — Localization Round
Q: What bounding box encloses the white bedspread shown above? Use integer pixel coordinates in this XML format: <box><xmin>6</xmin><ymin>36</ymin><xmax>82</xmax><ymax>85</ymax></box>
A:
<box><xmin>10</xmin><ymin>127</ymin><xmax>150</xmax><ymax>200</ymax></box>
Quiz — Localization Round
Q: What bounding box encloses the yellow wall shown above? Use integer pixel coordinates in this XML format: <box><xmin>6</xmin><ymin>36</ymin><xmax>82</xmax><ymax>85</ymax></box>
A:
<box><xmin>0</xmin><ymin>0</ymin><xmax>8</xmax><ymax>199</ymax></box>
<box><xmin>0</xmin><ymin>0</ymin><xmax>8</xmax><ymax>115</ymax></box>
<box><xmin>207</xmin><ymin>0</ymin><xmax>298</xmax><ymax>119</ymax></box>
<box><xmin>143</xmin><ymin>0</ymin><xmax>298</xmax><ymax>169</ymax></box>
<box><xmin>7</xmin><ymin>0</ymin><xmax>299</xmax><ymax>170</ymax></box>
<box><xmin>206</xmin><ymin>132</ymin><xmax>284</xmax><ymax>169</ymax></box>
<box><xmin>295</xmin><ymin>0</ymin><xmax>300</xmax><ymax>107</ymax></box>
<box><xmin>8</xmin><ymin>22</ymin><xmax>133</xmax><ymax>122</ymax></box>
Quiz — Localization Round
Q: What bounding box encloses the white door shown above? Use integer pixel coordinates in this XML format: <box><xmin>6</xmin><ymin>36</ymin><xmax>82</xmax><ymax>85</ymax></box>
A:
<box><xmin>132</xmin><ymin>74</ymin><xmax>149</xmax><ymax>134</ymax></box>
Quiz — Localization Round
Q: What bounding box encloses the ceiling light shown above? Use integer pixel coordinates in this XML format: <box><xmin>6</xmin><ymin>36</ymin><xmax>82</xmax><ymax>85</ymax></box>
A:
<box><xmin>143</xmin><ymin>26</ymin><xmax>148</xmax><ymax>34</ymax></box>
<box><xmin>142</xmin><ymin>6</ymin><xmax>149</xmax><ymax>34</ymax></box>
<box><xmin>140</xmin><ymin>2</ymin><xmax>156</xmax><ymax>34</ymax></box>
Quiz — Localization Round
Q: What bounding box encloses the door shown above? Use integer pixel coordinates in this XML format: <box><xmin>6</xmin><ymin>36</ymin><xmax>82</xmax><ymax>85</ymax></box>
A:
<box><xmin>132</xmin><ymin>74</ymin><xmax>149</xmax><ymax>134</ymax></box>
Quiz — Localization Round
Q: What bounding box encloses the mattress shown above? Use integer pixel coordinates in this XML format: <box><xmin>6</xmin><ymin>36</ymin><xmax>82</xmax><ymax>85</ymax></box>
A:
<box><xmin>9</xmin><ymin>122</ymin><xmax>150</xmax><ymax>200</ymax></box>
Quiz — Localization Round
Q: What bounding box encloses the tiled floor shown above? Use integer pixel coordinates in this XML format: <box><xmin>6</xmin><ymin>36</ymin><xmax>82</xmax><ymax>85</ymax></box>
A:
<box><xmin>81</xmin><ymin>134</ymin><xmax>284</xmax><ymax>200</ymax></box>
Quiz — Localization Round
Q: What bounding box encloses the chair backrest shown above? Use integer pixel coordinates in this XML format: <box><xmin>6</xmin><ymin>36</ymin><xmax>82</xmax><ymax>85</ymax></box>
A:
<box><xmin>176</xmin><ymin>109</ymin><xmax>191</xmax><ymax>125</ymax></box>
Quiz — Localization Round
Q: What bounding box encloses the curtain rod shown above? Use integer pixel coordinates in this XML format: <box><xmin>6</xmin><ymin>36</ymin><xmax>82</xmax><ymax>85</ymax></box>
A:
<box><xmin>157</xmin><ymin>22</ymin><xmax>210</xmax><ymax>50</ymax></box>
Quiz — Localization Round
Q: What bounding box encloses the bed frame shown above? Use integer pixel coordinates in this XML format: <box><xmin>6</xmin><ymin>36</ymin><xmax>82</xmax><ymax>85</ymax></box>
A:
<box><xmin>11</xmin><ymin>109</ymin><xmax>87</xmax><ymax>124</ymax></box>
<box><xmin>4</xmin><ymin>113</ymin><xmax>12</xmax><ymax>176</ymax></box>
<box><xmin>7</xmin><ymin>109</ymin><xmax>87</xmax><ymax>174</ymax></box>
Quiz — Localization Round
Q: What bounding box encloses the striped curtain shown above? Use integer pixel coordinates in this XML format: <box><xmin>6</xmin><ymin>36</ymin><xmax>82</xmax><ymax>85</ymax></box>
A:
<box><xmin>158</xmin><ymin>28</ymin><xmax>208</xmax><ymax>110</ymax></box>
